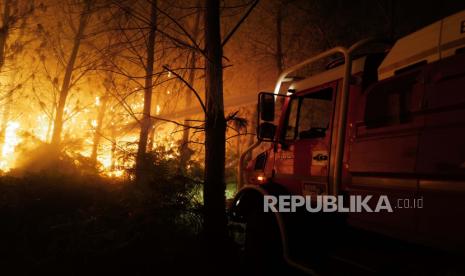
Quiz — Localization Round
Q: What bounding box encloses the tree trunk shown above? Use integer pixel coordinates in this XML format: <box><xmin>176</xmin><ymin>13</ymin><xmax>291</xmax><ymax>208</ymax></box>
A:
<box><xmin>179</xmin><ymin>52</ymin><xmax>198</xmax><ymax>170</ymax></box>
<box><xmin>0</xmin><ymin>86</ymin><xmax>12</xmax><ymax>146</ymax></box>
<box><xmin>110</xmin><ymin>127</ymin><xmax>116</xmax><ymax>171</ymax></box>
<box><xmin>203</xmin><ymin>0</ymin><xmax>227</xmax><ymax>257</ymax></box>
<box><xmin>0</xmin><ymin>0</ymin><xmax>11</xmax><ymax>146</ymax></box>
<box><xmin>50</xmin><ymin>1</ymin><xmax>91</xmax><ymax>146</ymax></box>
<box><xmin>275</xmin><ymin>6</ymin><xmax>284</xmax><ymax>73</ymax></box>
<box><xmin>90</xmin><ymin>92</ymin><xmax>109</xmax><ymax>163</ymax></box>
<box><xmin>147</xmin><ymin>122</ymin><xmax>155</xmax><ymax>152</ymax></box>
<box><xmin>235</xmin><ymin>128</ymin><xmax>242</xmax><ymax>185</ymax></box>
<box><xmin>0</xmin><ymin>0</ymin><xmax>11</xmax><ymax>70</ymax></box>
<box><xmin>179</xmin><ymin>5</ymin><xmax>201</xmax><ymax>172</ymax></box>
<box><xmin>46</xmin><ymin>105</ymin><xmax>55</xmax><ymax>143</ymax></box>
<box><xmin>135</xmin><ymin>0</ymin><xmax>157</xmax><ymax>184</ymax></box>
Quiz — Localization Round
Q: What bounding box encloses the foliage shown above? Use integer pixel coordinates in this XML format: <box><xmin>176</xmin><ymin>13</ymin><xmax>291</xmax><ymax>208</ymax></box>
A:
<box><xmin>0</xmin><ymin>148</ymin><xmax>206</xmax><ymax>274</ymax></box>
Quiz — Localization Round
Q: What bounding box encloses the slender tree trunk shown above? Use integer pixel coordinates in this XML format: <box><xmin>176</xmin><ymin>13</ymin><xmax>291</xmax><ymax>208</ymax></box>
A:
<box><xmin>0</xmin><ymin>0</ymin><xmax>11</xmax><ymax>70</ymax></box>
<box><xmin>235</xmin><ymin>129</ymin><xmax>242</xmax><ymax>185</ymax></box>
<box><xmin>179</xmin><ymin>54</ymin><xmax>198</xmax><ymax>170</ymax></box>
<box><xmin>1</xmin><ymin>91</ymin><xmax>11</xmax><ymax>130</ymax></box>
<box><xmin>135</xmin><ymin>0</ymin><xmax>157</xmax><ymax>184</ymax></box>
<box><xmin>90</xmin><ymin>92</ymin><xmax>109</xmax><ymax>163</ymax></box>
<box><xmin>0</xmin><ymin>0</ymin><xmax>11</xmax><ymax>147</ymax></box>
<box><xmin>0</xmin><ymin>86</ymin><xmax>12</xmax><ymax>146</ymax></box>
<box><xmin>0</xmin><ymin>70</ymin><xmax>19</xmax><ymax>148</ymax></box>
<box><xmin>50</xmin><ymin>1</ymin><xmax>91</xmax><ymax>146</ymax></box>
<box><xmin>110</xmin><ymin>127</ymin><xmax>116</xmax><ymax>170</ymax></box>
<box><xmin>46</xmin><ymin>105</ymin><xmax>55</xmax><ymax>143</ymax></box>
<box><xmin>246</xmin><ymin>108</ymin><xmax>257</xmax><ymax>158</ymax></box>
<box><xmin>275</xmin><ymin>7</ymin><xmax>284</xmax><ymax>73</ymax></box>
<box><xmin>179</xmin><ymin>52</ymin><xmax>198</xmax><ymax>170</ymax></box>
<box><xmin>147</xmin><ymin>92</ymin><xmax>159</xmax><ymax>152</ymax></box>
<box><xmin>204</xmin><ymin>0</ymin><xmax>227</xmax><ymax>257</ymax></box>
<box><xmin>179</xmin><ymin>5</ymin><xmax>201</xmax><ymax>172</ymax></box>
<box><xmin>147</xmin><ymin>122</ymin><xmax>155</xmax><ymax>152</ymax></box>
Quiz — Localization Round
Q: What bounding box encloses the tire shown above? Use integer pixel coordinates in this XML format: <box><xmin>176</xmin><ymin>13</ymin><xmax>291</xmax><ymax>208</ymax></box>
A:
<box><xmin>243</xmin><ymin>208</ymin><xmax>287</xmax><ymax>275</ymax></box>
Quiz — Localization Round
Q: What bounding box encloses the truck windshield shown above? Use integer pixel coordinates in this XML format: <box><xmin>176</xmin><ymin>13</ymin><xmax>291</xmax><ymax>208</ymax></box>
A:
<box><xmin>284</xmin><ymin>87</ymin><xmax>333</xmax><ymax>140</ymax></box>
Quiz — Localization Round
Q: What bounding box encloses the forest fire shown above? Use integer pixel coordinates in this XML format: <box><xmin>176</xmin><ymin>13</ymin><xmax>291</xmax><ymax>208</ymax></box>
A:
<box><xmin>1</xmin><ymin>0</ymin><xmax>464</xmax><ymax>275</ymax></box>
<box><xmin>0</xmin><ymin>106</ymin><xmax>180</xmax><ymax>177</ymax></box>
<box><xmin>0</xmin><ymin>121</ymin><xmax>20</xmax><ymax>171</ymax></box>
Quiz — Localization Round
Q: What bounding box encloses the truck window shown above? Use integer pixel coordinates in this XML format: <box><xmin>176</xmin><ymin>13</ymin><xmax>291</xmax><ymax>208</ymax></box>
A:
<box><xmin>284</xmin><ymin>88</ymin><xmax>333</xmax><ymax>140</ymax></box>
<box><xmin>285</xmin><ymin>98</ymin><xmax>299</xmax><ymax>139</ymax></box>
<box><xmin>364</xmin><ymin>72</ymin><xmax>417</xmax><ymax>128</ymax></box>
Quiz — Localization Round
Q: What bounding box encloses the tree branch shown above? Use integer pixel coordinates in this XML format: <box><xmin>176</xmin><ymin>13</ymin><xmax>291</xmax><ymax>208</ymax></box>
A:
<box><xmin>162</xmin><ymin>65</ymin><xmax>206</xmax><ymax>114</ymax></box>
<box><xmin>221</xmin><ymin>0</ymin><xmax>259</xmax><ymax>47</ymax></box>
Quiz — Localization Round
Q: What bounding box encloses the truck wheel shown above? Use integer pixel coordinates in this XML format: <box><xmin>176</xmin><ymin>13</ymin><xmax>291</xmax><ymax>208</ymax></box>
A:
<box><xmin>243</xmin><ymin>208</ymin><xmax>287</xmax><ymax>275</ymax></box>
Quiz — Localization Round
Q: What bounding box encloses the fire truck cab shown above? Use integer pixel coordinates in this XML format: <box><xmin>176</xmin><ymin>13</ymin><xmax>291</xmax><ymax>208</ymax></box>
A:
<box><xmin>230</xmin><ymin>9</ymin><xmax>465</xmax><ymax>273</ymax></box>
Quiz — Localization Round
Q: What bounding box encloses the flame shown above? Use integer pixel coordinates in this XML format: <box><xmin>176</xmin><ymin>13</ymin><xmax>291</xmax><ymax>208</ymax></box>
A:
<box><xmin>0</xmin><ymin>121</ymin><xmax>21</xmax><ymax>171</ymax></box>
<box><xmin>98</xmin><ymin>152</ymin><xmax>112</xmax><ymax>169</ymax></box>
<box><xmin>0</xmin><ymin>86</ymin><xmax>182</xmax><ymax>178</ymax></box>
<box><xmin>107</xmin><ymin>169</ymin><xmax>124</xmax><ymax>178</ymax></box>
<box><xmin>36</xmin><ymin>115</ymin><xmax>49</xmax><ymax>141</ymax></box>
<box><xmin>96</xmin><ymin>142</ymin><xmax>132</xmax><ymax>179</ymax></box>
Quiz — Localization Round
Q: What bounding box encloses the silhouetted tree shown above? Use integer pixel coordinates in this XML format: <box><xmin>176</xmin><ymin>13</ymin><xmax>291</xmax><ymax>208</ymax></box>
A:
<box><xmin>50</xmin><ymin>0</ymin><xmax>93</xmax><ymax>146</ymax></box>
<box><xmin>135</xmin><ymin>0</ymin><xmax>157</xmax><ymax>184</ymax></box>
<box><xmin>202</xmin><ymin>0</ymin><xmax>258</xmax><ymax>269</ymax></box>
<box><xmin>203</xmin><ymin>0</ymin><xmax>226</xmax><ymax>247</ymax></box>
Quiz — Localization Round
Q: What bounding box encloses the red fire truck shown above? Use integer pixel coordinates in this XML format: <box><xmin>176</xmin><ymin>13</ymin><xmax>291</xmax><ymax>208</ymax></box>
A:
<box><xmin>230</xmin><ymin>10</ymin><xmax>465</xmax><ymax>274</ymax></box>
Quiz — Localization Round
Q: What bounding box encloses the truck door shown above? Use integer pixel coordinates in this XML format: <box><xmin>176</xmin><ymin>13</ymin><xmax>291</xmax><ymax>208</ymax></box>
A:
<box><xmin>347</xmin><ymin>69</ymin><xmax>424</xmax><ymax>239</ymax></box>
<box><xmin>415</xmin><ymin>53</ymin><xmax>465</xmax><ymax>250</ymax></box>
<box><xmin>274</xmin><ymin>83</ymin><xmax>337</xmax><ymax>195</ymax></box>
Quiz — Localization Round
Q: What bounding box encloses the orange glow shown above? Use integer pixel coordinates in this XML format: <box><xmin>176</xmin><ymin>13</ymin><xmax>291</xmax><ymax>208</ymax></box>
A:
<box><xmin>35</xmin><ymin>115</ymin><xmax>50</xmax><ymax>142</ymax></box>
<box><xmin>0</xmin><ymin>101</ymin><xmax>185</xmax><ymax>177</ymax></box>
<box><xmin>1</xmin><ymin>121</ymin><xmax>21</xmax><ymax>171</ymax></box>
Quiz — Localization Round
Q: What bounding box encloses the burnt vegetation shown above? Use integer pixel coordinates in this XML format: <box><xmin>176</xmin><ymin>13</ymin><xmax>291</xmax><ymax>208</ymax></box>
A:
<box><xmin>0</xmin><ymin>0</ymin><xmax>464</xmax><ymax>275</ymax></box>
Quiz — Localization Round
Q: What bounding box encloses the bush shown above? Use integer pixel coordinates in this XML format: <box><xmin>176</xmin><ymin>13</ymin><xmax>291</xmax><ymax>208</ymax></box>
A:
<box><xmin>0</xmin><ymin>147</ymin><xmax>205</xmax><ymax>275</ymax></box>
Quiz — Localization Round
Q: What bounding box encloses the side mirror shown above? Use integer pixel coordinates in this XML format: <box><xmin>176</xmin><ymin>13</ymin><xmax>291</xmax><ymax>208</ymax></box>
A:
<box><xmin>256</xmin><ymin>92</ymin><xmax>289</xmax><ymax>142</ymax></box>
<box><xmin>259</xmin><ymin>92</ymin><xmax>275</xmax><ymax>122</ymax></box>
<box><xmin>257</xmin><ymin>122</ymin><xmax>276</xmax><ymax>141</ymax></box>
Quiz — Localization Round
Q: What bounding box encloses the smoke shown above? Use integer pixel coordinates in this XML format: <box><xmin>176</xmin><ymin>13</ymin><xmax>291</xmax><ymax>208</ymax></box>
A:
<box><xmin>11</xmin><ymin>135</ymin><xmax>97</xmax><ymax>176</ymax></box>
